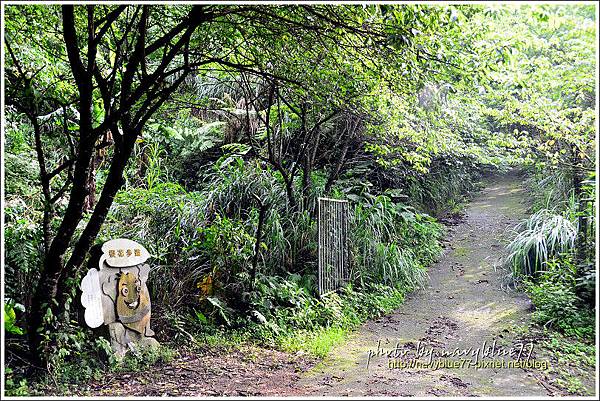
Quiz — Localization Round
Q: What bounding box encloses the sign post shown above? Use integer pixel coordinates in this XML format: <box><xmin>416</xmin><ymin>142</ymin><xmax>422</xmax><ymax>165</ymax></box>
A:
<box><xmin>80</xmin><ymin>239</ymin><xmax>158</xmax><ymax>356</ymax></box>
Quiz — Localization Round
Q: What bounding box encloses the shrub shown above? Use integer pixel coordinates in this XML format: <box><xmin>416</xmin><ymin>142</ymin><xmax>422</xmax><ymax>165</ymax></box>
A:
<box><xmin>240</xmin><ymin>277</ymin><xmax>407</xmax><ymax>356</ymax></box>
<box><xmin>4</xmin><ymin>367</ymin><xmax>30</xmax><ymax>396</ymax></box>
<box><xmin>110</xmin><ymin>345</ymin><xmax>177</xmax><ymax>373</ymax></box>
<box><xmin>350</xmin><ymin>194</ymin><xmax>441</xmax><ymax>288</ymax></box>
<box><xmin>506</xmin><ymin>209</ymin><xmax>577</xmax><ymax>277</ymax></box>
<box><xmin>524</xmin><ymin>255</ymin><xmax>594</xmax><ymax>339</ymax></box>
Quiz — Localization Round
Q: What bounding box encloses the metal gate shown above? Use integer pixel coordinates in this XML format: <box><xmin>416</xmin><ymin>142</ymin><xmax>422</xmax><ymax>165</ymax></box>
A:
<box><xmin>317</xmin><ymin>197</ymin><xmax>349</xmax><ymax>296</ymax></box>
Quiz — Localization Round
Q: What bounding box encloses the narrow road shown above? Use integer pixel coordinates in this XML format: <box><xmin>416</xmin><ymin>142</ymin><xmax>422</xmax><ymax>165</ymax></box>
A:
<box><xmin>291</xmin><ymin>172</ymin><xmax>549</xmax><ymax>397</ymax></box>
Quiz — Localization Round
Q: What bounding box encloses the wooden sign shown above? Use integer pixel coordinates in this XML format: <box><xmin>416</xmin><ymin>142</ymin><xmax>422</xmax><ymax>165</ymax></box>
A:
<box><xmin>80</xmin><ymin>268</ymin><xmax>104</xmax><ymax>328</ymax></box>
<box><xmin>99</xmin><ymin>238</ymin><xmax>150</xmax><ymax>269</ymax></box>
<box><xmin>80</xmin><ymin>239</ymin><xmax>158</xmax><ymax>355</ymax></box>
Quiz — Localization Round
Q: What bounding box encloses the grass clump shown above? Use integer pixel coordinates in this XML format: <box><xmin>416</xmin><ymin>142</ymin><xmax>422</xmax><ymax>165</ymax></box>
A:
<box><xmin>280</xmin><ymin>326</ymin><xmax>348</xmax><ymax>358</ymax></box>
<box><xmin>506</xmin><ymin>209</ymin><xmax>577</xmax><ymax>278</ymax></box>
<box><xmin>109</xmin><ymin>345</ymin><xmax>177</xmax><ymax>373</ymax></box>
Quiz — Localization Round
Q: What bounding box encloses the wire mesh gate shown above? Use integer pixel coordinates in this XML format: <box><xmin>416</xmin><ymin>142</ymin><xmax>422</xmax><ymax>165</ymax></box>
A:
<box><xmin>317</xmin><ymin>197</ymin><xmax>349</xmax><ymax>296</ymax></box>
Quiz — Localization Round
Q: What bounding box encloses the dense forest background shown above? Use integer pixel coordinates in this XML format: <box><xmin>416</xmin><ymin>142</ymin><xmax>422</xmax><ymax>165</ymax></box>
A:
<box><xmin>3</xmin><ymin>3</ymin><xmax>596</xmax><ymax>395</ymax></box>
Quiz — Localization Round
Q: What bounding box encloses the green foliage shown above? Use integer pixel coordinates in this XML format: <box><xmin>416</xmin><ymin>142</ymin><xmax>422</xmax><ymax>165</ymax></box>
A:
<box><xmin>4</xmin><ymin>207</ymin><xmax>43</xmax><ymax>305</ymax></box>
<box><xmin>477</xmin><ymin>5</ymin><xmax>595</xmax><ymax>172</ymax></box>
<box><xmin>4</xmin><ymin>301</ymin><xmax>25</xmax><ymax>335</ymax></box>
<box><xmin>526</xmin><ymin>169</ymin><xmax>574</xmax><ymax>212</ymax></box>
<box><xmin>244</xmin><ymin>278</ymin><xmax>407</xmax><ymax>356</ymax></box>
<box><xmin>4</xmin><ymin>367</ymin><xmax>30</xmax><ymax>396</ymax></box>
<box><xmin>4</xmin><ymin>152</ymin><xmax>39</xmax><ymax>198</ymax></box>
<box><xmin>41</xmin><ymin>322</ymin><xmax>114</xmax><ymax>385</ymax></box>
<box><xmin>542</xmin><ymin>332</ymin><xmax>595</xmax><ymax>395</ymax></box>
<box><xmin>192</xmin><ymin>214</ymin><xmax>256</xmax><ymax>276</ymax></box>
<box><xmin>506</xmin><ymin>209</ymin><xmax>577</xmax><ymax>277</ymax></box>
<box><xmin>281</xmin><ymin>326</ymin><xmax>347</xmax><ymax>358</ymax></box>
<box><xmin>405</xmin><ymin>159</ymin><xmax>485</xmax><ymax>216</ymax></box>
<box><xmin>521</xmin><ymin>168</ymin><xmax>596</xmax><ymax>303</ymax></box>
<box><xmin>3</xmin><ymin>2</ymin><xmax>595</xmax><ymax>391</ymax></box>
<box><xmin>110</xmin><ymin>346</ymin><xmax>177</xmax><ymax>373</ymax></box>
<box><xmin>523</xmin><ymin>255</ymin><xmax>594</xmax><ymax>339</ymax></box>
<box><xmin>350</xmin><ymin>194</ymin><xmax>442</xmax><ymax>288</ymax></box>
<box><xmin>163</xmin><ymin>273</ymin><xmax>409</xmax><ymax>358</ymax></box>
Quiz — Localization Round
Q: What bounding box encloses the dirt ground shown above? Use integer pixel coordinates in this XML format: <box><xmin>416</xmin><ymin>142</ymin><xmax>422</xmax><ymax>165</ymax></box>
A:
<box><xmin>67</xmin><ymin>173</ymin><xmax>593</xmax><ymax>397</ymax></box>
<box><xmin>70</xmin><ymin>346</ymin><xmax>315</xmax><ymax>396</ymax></box>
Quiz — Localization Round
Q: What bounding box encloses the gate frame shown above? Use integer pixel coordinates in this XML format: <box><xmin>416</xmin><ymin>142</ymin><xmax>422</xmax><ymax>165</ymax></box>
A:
<box><xmin>317</xmin><ymin>197</ymin><xmax>350</xmax><ymax>296</ymax></box>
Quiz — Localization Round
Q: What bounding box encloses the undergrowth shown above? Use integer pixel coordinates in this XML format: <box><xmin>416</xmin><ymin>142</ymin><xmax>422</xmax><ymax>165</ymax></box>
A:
<box><xmin>167</xmin><ymin>280</ymin><xmax>410</xmax><ymax>358</ymax></box>
<box><xmin>522</xmin><ymin>254</ymin><xmax>594</xmax><ymax>340</ymax></box>
<box><xmin>250</xmin><ymin>283</ymin><xmax>407</xmax><ymax>357</ymax></box>
<box><xmin>515</xmin><ymin>325</ymin><xmax>596</xmax><ymax>396</ymax></box>
<box><xmin>506</xmin><ymin>168</ymin><xmax>596</xmax><ymax>396</ymax></box>
<box><xmin>4</xmin><ymin>340</ymin><xmax>177</xmax><ymax>397</ymax></box>
<box><xmin>3</xmin><ymin>145</ymin><xmax>468</xmax><ymax>395</ymax></box>
<box><xmin>541</xmin><ymin>332</ymin><xmax>595</xmax><ymax>396</ymax></box>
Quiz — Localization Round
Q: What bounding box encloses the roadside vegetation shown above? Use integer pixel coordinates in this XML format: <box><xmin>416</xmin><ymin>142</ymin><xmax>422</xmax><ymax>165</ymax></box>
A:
<box><xmin>3</xmin><ymin>3</ymin><xmax>595</xmax><ymax>396</ymax></box>
<box><xmin>506</xmin><ymin>169</ymin><xmax>596</xmax><ymax>396</ymax></box>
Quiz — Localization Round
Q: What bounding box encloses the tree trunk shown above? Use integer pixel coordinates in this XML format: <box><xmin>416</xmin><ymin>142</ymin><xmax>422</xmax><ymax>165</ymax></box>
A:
<box><xmin>324</xmin><ymin>137</ymin><xmax>350</xmax><ymax>194</ymax></box>
<box><xmin>250</xmin><ymin>198</ymin><xmax>268</xmax><ymax>291</ymax></box>
<box><xmin>28</xmin><ymin>6</ymin><xmax>97</xmax><ymax>357</ymax></box>
<box><xmin>302</xmin><ymin>155</ymin><xmax>312</xmax><ymax>212</ymax></box>
<box><xmin>55</xmin><ymin>133</ymin><xmax>138</xmax><ymax>309</ymax></box>
<box><xmin>82</xmin><ymin>156</ymin><xmax>97</xmax><ymax>212</ymax></box>
<box><xmin>284</xmin><ymin>176</ymin><xmax>296</xmax><ymax>210</ymax></box>
<box><xmin>28</xmin><ymin>133</ymin><xmax>95</xmax><ymax>361</ymax></box>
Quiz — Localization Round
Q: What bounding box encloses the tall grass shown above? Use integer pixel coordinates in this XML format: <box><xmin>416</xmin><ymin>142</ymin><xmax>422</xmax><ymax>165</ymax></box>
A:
<box><xmin>506</xmin><ymin>209</ymin><xmax>577</xmax><ymax>277</ymax></box>
<box><xmin>526</xmin><ymin>169</ymin><xmax>573</xmax><ymax>212</ymax></box>
<box><xmin>350</xmin><ymin>194</ymin><xmax>439</xmax><ymax>289</ymax></box>
<box><xmin>404</xmin><ymin>156</ymin><xmax>483</xmax><ymax>216</ymax></box>
<box><xmin>103</xmin><ymin>157</ymin><xmax>320</xmax><ymax>315</ymax></box>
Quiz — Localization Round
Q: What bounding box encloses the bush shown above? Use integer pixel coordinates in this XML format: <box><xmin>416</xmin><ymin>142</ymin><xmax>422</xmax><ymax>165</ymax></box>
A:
<box><xmin>242</xmin><ymin>278</ymin><xmax>406</xmax><ymax>356</ymax></box>
<box><xmin>350</xmin><ymin>193</ymin><xmax>441</xmax><ymax>288</ymax></box>
<box><xmin>506</xmin><ymin>209</ymin><xmax>577</xmax><ymax>277</ymax></box>
<box><xmin>524</xmin><ymin>255</ymin><xmax>594</xmax><ymax>339</ymax></box>
<box><xmin>4</xmin><ymin>207</ymin><xmax>44</xmax><ymax>308</ymax></box>
<box><xmin>42</xmin><ymin>322</ymin><xmax>114</xmax><ymax>385</ymax></box>
<box><xmin>110</xmin><ymin>345</ymin><xmax>177</xmax><ymax>373</ymax></box>
<box><xmin>4</xmin><ymin>367</ymin><xmax>30</xmax><ymax>396</ymax></box>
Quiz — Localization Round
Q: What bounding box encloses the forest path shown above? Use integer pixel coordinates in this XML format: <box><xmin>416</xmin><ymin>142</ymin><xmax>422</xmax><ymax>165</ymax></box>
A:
<box><xmin>286</xmin><ymin>172</ymin><xmax>550</xmax><ymax>397</ymax></box>
<box><xmin>73</xmin><ymin>173</ymin><xmax>552</xmax><ymax>397</ymax></box>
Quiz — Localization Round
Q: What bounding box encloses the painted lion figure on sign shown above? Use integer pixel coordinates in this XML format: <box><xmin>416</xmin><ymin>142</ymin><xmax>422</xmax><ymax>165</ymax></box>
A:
<box><xmin>80</xmin><ymin>239</ymin><xmax>159</xmax><ymax>356</ymax></box>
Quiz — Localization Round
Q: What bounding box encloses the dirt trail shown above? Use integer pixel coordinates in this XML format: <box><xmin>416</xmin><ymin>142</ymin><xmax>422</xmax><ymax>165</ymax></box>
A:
<box><xmin>69</xmin><ymin>173</ymin><xmax>552</xmax><ymax>397</ymax></box>
<box><xmin>289</xmin><ymin>172</ymin><xmax>550</xmax><ymax>397</ymax></box>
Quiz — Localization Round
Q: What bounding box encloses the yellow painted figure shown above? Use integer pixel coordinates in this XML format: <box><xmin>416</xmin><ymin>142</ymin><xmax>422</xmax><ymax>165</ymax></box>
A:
<box><xmin>116</xmin><ymin>271</ymin><xmax>151</xmax><ymax>335</ymax></box>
